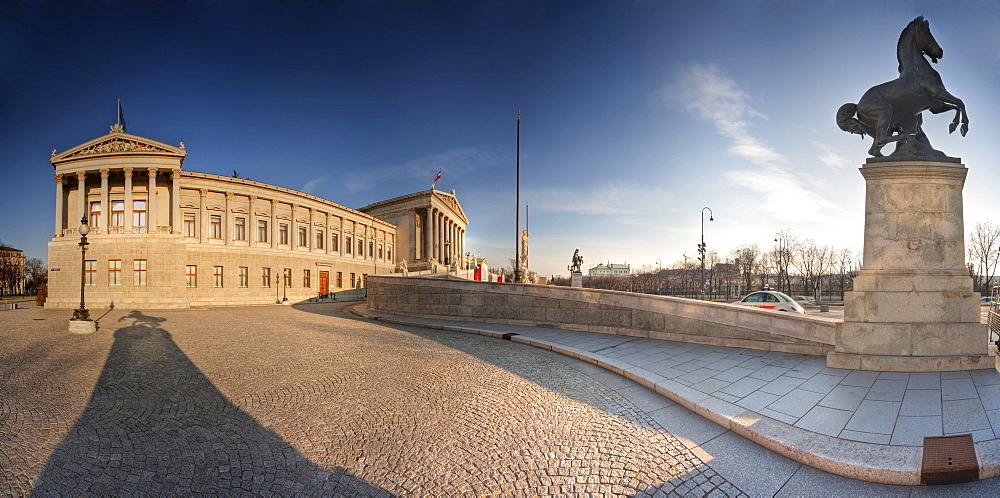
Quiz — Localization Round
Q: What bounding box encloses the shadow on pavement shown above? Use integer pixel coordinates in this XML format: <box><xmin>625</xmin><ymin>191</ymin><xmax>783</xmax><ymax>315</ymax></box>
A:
<box><xmin>32</xmin><ymin>310</ymin><xmax>386</xmax><ymax>495</ymax></box>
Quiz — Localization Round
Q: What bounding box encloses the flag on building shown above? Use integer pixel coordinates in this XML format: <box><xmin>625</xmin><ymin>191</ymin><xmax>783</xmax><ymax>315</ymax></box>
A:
<box><xmin>433</xmin><ymin>169</ymin><xmax>442</xmax><ymax>182</ymax></box>
<box><xmin>117</xmin><ymin>99</ymin><xmax>127</xmax><ymax>133</ymax></box>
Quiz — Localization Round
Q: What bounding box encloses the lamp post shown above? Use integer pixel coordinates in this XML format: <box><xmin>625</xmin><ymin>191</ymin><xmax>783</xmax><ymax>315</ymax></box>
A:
<box><xmin>72</xmin><ymin>216</ymin><xmax>90</xmax><ymax>321</ymax></box>
<box><xmin>282</xmin><ymin>269</ymin><xmax>288</xmax><ymax>303</ymax></box>
<box><xmin>774</xmin><ymin>232</ymin><xmax>783</xmax><ymax>293</ymax></box>
<box><xmin>699</xmin><ymin>207</ymin><xmax>714</xmax><ymax>298</ymax></box>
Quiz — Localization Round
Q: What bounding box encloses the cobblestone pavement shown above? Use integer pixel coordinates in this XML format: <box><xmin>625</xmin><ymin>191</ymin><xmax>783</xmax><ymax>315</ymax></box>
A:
<box><xmin>1</xmin><ymin>303</ymin><xmax>746</xmax><ymax>496</ymax></box>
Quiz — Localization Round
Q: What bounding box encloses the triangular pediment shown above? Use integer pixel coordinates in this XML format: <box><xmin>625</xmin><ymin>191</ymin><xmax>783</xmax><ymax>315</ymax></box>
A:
<box><xmin>432</xmin><ymin>190</ymin><xmax>469</xmax><ymax>225</ymax></box>
<box><xmin>51</xmin><ymin>131</ymin><xmax>186</xmax><ymax>164</ymax></box>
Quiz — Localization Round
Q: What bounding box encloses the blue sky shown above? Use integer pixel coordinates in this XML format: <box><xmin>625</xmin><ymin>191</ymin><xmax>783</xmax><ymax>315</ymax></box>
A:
<box><xmin>2</xmin><ymin>1</ymin><xmax>998</xmax><ymax>278</ymax></box>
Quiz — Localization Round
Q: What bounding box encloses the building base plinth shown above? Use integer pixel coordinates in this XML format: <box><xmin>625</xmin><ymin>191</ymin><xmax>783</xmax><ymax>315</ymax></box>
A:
<box><xmin>68</xmin><ymin>319</ymin><xmax>97</xmax><ymax>334</ymax></box>
<box><xmin>827</xmin><ymin>351</ymin><xmax>993</xmax><ymax>372</ymax></box>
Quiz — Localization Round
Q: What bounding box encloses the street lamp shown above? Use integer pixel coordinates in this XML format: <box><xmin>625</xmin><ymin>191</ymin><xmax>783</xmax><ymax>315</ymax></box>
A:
<box><xmin>774</xmin><ymin>232</ymin><xmax>783</xmax><ymax>292</ymax></box>
<box><xmin>72</xmin><ymin>216</ymin><xmax>90</xmax><ymax>321</ymax></box>
<box><xmin>699</xmin><ymin>207</ymin><xmax>714</xmax><ymax>298</ymax></box>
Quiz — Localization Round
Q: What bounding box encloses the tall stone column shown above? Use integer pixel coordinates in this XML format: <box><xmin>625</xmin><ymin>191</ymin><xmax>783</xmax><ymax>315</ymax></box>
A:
<box><xmin>147</xmin><ymin>167</ymin><xmax>157</xmax><ymax>230</ymax></box>
<box><xmin>224</xmin><ymin>192</ymin><xmax>232</xmax><ymax>245</ymax></box>
<box><xmin>249</xmin><ymin>195</ymin><xmax>257</xmax><ymax>247</ymax></box>
<box><xmin>829</xmin><ymin>159</ymin><xmax>990</xmax><ymax>372</ymax></box>
<box><xmin>171</xmin><ymin>170</ymin><xmax>181</xmax><ymax>232</ymax></box>
<box><xmin>270</xmin><ymin>200</ymin><xmax>277</xmax><ymax>248</ymax></box>
<box><xmin>76</xmin><ymin>171</ymin><xmax>87</xmax><ymax>227</ymax></box>
<box><xmin>123</xmin><ymin>168</ymin><xmax>133</xmax><ymax>232</ymax></box>
<box><xmin>290</xmin><ymin>205</ymin><xmax>298</xmax><ymax>251</ymax></box>
<box><xmin>325</xmin><ymin>213</ymin><xmax>331</xmax><ymax>254</ymax></box>
<box><xmin>308</xmin><ymin>208</ymin><xmax>314</xmax><ymax>251</ymax></box>
<box><xmin>54</xmin><ymin>174</ymin><xmax>64</xmax><ymax>237</ymax></box>
<box><xmin>423</xmin><ymin>210</ymin><xmax>432</xmax><ymax>261</ymax></box>
<box><xmin>99</xmin><ymin>169</ymin><xmax>109</xmax><ymax>232</ymax></box>
<box><xmin>199</xmin><ymin>189</ymin><xmax>208</xmax><ymax>243</ymax></box>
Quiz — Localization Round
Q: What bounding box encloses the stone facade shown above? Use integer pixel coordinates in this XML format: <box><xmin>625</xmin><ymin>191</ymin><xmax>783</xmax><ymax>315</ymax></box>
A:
<box><xmin>360</xmin><ymin>189</ymin><xmax>468</xmax><ymax>271</ymax></box>
<box><xmin>0</xmin><ymin>245</ymin><xmax>26</xmax><ymax>295</ymax></box>
<box><xmin>47</xmin><ymin>127</ymin><xmax>460</xmax><ymax>309</ymax></box>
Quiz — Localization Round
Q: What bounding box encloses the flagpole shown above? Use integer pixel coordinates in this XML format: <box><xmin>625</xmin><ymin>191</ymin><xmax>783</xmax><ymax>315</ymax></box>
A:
<box><xmin>515</xmin><ymin>110</ymin><xmax>521</xmax><ymax>284</ymax></box>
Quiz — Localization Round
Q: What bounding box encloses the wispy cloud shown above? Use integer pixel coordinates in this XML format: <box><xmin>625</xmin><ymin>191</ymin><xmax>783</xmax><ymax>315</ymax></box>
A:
<box><xmin>530</xmin><ymin>183</ymin><xmax>676</xmax><ymax>225</ymax></box>
<box><xmin>344</xmin><ymin>144</ymin><xmax>511</xmax><ymax>194</ymax></box>
<box><xmin>662</xmin><ymin>63</ymin><xmax>841</xmax><ymax>221</ymax></box>
<box><xmin>301</xmin><ymin>175</ymin><xmax>328</xmax><ymax>194</ymax></box>
<box><xmin>812</xmin><ymin>141</ymin><xmax>852</xmax><ymax>170</ymax></box>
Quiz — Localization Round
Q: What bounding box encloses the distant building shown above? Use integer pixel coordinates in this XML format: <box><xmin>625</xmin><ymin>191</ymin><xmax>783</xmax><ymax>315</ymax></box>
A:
<box><xmin>0</xmin><ymin>244</ymin><xmax>26</xmax><ymax>295</ymax></box>
<box><xmin>588</xmin><ymin>262</ymin><xmax>630</xmax><ymax>277</ymax></box>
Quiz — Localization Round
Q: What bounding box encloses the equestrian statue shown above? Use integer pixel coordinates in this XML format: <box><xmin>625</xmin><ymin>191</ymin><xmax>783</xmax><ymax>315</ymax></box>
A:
<box><xmin>568</xmin><ymin>249</ymin><xmax>583</xmax><ymax>274</ymax></box>
<box><xmin>837</xmin><ymin>17</ymin><xmax>968</xmax><ymax>158</ymax></box>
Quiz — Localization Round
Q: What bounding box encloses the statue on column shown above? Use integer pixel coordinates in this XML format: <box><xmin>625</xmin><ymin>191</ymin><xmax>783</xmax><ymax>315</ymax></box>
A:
<box><xmin>836</xmin><ymin>17</ymin><xmax>968</xmax><ymax>159</ymax></box>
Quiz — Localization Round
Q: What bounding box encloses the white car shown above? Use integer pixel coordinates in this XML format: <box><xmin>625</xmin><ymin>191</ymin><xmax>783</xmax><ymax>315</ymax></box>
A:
<box><xmin>734</xmin><ymin>291</ymin><xmax>805</xmax><ymax>314</ymax></box>
<box><xmin>793</xmin><ymin>296</ymin><xmax>816</xmax><ymax>305</ymax></box>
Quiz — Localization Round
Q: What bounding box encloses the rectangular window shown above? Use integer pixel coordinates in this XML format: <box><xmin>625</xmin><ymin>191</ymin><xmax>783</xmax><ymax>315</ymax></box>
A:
<box><xmin>257</xmin><ymin>220</ymin><xmax>268</xmax><ymax>243</ymax></box>
<box><xmin>369</xmin><ymin>241</ymin><xmax>374</xmax><ymax>258</ymax></box>
<box><xmin>133</xmin><ymin>200</ymin><xmax>147</xmax><ymax>227</ymax></box>
<box><xmin>235</xmin><ymin>217</ymin><xmax>246</xmax><ymax>241</ymax></box>
<box><xmin>350</xmin><ymin>272</ymin><xmax>356</xmax><ymax>288</ymax></box>
<box><xmin>133</xmin><ymin>259</ymin><xmax>147</xmax><ymax>286</ymax></box>
<box><xmin>331</xmin><ymin>233</ymin><xmax>339</xmax><ymax>252</ymax></box>
<box><xmin>185</xmin><ymin>265</ymin><xmax>197</xmax><ymax>287</ymax></box>
<box><xmin>89</xmin><ymin>201</ymin><xmax>101</xmax><ymax>229</ymax></box>
<box><xmin>183</xmin><ymin>213</ymin><xmax>196</xmax><ymax>237</ymax></box>
<box><xmin>345</xmin><ymin>236</ymin><xmax>352</xmax><ymax>254</ymax></box>
<box><xmin>262</xmin><ymin>267</ymin><xmax>271</xmax><ymax>288</ymax></box>
<box><xmin>213</xmin><ymin>266</ymin><xmax>224</xmax><ymax>288</ymax></box>
<box><xmin>336</xmin><ymin>271</ymin><xmax>343</xmax><ymax>288</ymax></box>
<box><xmin>387</xmin><ymin>247</ymin><xmax>391</xmax><ymax>261</ymax></box>
<box><xmin>239</xmin><ymin>266</ymin><xmax>248</xmax><ymax>288</ymax></box>
<box><xmin>303</xmin><ymin>269</ymin><xmax>311</xmax><ymax>288</ymax></box>
<box><xmin>316</xmin><ymin>230</ymin><xmax>323</xmax><ymax>249</ymax></box>
<box><xmin>210</xmin><ymin>215</ymin><xmax>222</xmax><ymax>239</ymax></box>
<box><xmin>111</xmin><ymin>201</ymin><xmax>125</xmax><ymax>227</ymax></box>
<box><xmin>279</xmin><ymin>223</ymin><xmax>289</xmax><ymax>245</ymax></box>
<box><xmin>362</xmin><ymin>274</ymin><xmax>368</xmax><ymax>288</ymax></box>
<box><xmin>84</xmin><ymin>260</ymin><xmax>96</xmax><ymax>286</ymax></box>
<box><xmin>108</xmin><ymin>259</ymin><xmax>121</xmax><ymax>286</ymax></box>
<box><xmin>298</xmin><ymin>227</ymin><xmax>307</xmax><ymax>247</ymax></box>
<box><xmin>357</xmin><ymin>239</ymin><xmax>364</xmax><ymax>256</ymax></box>
<box><xmin>283</xmin><ymin>268</ymin><xmax>292</xmax><ymax>287</ymax></box>
<box><xmin>379</xmin><ymin>245</ymin><xmax>384</xmax><ymax>260</ymax></box>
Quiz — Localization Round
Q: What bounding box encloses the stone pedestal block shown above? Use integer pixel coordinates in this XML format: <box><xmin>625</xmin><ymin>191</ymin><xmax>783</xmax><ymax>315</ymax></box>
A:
<box><xmin>68</xmin><ymin>319</ymin><xmax>97</xmax><ymax>334</ymax></box>
<box><xmin>571</xmin><ymin>272</ymin><xmax>583</xmax><ymax>288</ymax></box>
<box><xmin>829</xmin><ymin>159</ymin><xmax>991</xmax><ymax>372</ymax></box>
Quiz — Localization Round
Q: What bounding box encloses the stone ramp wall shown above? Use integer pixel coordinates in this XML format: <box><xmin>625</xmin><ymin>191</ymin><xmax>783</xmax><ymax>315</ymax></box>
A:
<box><xmin>368</xmin><ymin>276</ymin><xmax>837</xmax><ymax>356</ymax></box>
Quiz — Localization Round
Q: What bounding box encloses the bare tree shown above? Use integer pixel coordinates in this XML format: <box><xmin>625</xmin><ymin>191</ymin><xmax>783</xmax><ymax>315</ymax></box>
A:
<box><xmin>772</xmin><ymin>229</ymin><xmax>798</xmax><ymax>294</ymax></box>
<box><xmin>731</xmin><ymin>244</ymin><xmax>761</xmax><ymax>294</ymax></box>
<box><xmin>968</xmin><ymin>220</ymin><xmax>1000</xmax><ymax>294</ymax></box>
<box><xmin>24</xmin><ymin>258</ymin><xmax>46</xmax><ymax>295</ymax></box>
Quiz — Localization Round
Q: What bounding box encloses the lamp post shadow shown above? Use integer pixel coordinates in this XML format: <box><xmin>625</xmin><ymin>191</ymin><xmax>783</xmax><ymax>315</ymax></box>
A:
<box><xmin>32</xmin><ymin>310</ymin><xmax>384</xmax><ymax>495</ymax></box>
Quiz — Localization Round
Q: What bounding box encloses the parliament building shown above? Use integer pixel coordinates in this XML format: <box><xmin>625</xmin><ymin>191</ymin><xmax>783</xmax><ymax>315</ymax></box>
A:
<box><xmin>47</xmin><ymin>124</ymin><xmax>468</xmax><ymax>309</ymax></box>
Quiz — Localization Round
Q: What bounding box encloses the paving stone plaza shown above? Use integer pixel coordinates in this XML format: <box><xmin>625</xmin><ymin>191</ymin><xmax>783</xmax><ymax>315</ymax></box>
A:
<box><xmin>1</xmin><ymin>302</ymin><xmax>997</xmax><ymax>495</ymax></box>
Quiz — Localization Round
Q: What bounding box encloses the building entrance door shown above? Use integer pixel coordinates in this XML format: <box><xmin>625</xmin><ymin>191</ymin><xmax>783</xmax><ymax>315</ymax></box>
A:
<box><xmin>319</xmin><ymin>271</ymin><xmax>329</xmax><ymax>298</ymax></box>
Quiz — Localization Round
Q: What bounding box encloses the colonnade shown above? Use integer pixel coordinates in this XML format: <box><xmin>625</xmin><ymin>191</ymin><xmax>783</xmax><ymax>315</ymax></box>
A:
<box><xmin>53</xmin><ymin>167</ymin><xmax>180</xmax><ymax>236</ymax></box>
<box><xmin>423</xmin><ymin>206</ymin><xmax>465</xmax><ymax>265</ymax></box>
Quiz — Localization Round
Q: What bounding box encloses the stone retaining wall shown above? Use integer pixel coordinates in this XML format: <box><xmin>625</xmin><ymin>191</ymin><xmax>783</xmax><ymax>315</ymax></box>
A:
<box><xmin>368</xmin><ymin>276</ymin><xmax>837</xmax><ymax>356</ymax></box>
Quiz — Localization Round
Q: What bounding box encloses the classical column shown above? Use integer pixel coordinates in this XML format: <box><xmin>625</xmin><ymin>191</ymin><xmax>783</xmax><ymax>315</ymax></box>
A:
<box><xmin>147</xmin><ymin>167</ymin><xmax>157</xmax><ymax>230</ymax></box>
<box><xmin>224</xmin><ymin>192</ymin><xmax>232</xmax><ymax>245</ymax></box>
<box><xmin>423</xmin><ymin>210</ymin><xmax>431</xmax><ymax>261</ymax></box>
<box><xmin>290</xmin><ymin>205</ymin><xmax>298</xmax><ymax>251</ymax></box>
<box><xmin>76</xmin><ymin>171</ymin><xmax>87</xmax><ymax>227</ymax></box>
<box><xmin>123</xmin><ymin>168</ymin><xmax>133</xmax><ymax>232</ymax></box>
<box><xmin>171</xmin><ymin>170</ymin><xmax>181</xmax><ymax>232</ymax></box>
<box><xmin>270</xmin><ymin>199</ymin><xmax>277</xmax><ymax>249</ymax></box>
<box><xmin>308</xmin><ymin>208</ymin><xmax>314</xmax><ymax>251</ymax></box>
<box><xmin>199</xmin><ymin>189</ymin><xmax>208</xmax><ymax>243</ymax></box>
<box><xmin>325</xmin><ymin>213</ymin><xmax>331</xmax><ymax>255</ymax></box>
<box><xmin>339</xmin><ymin>216</ymin><xmax>344</xmax><ymax>253</ymax></box>
<box><xmin>99</xmin><ymin>169</ymin><xmax>109</xmax><ymax>232</ymax></box>
<box><xmin>248</xmin><ymin>195</ymin><xmax>257</xmax><ymax>247</ymax></box>
<box><xmin>54</xmin><ymin>174</ymin><xmax>64</xmax><ymax>237</ymax></box>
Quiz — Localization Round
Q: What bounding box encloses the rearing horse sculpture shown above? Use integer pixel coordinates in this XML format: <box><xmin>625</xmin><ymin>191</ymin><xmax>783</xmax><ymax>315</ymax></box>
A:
<box><xmin>837</xmin><ymin>17</ymin><xmax>968</xmax><ymax>157</ymax></box>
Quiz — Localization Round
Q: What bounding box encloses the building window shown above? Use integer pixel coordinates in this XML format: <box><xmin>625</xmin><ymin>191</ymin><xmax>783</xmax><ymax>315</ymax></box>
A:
<box><xmin>298</xmin><ymin>227</ymin><xmax>307</xmax><ymax>247</ymax></box>
<box><xmin>186</xmin><ymin>265</ymin><xmax>197</xmax><ymax>287</ymax></box>
<box><xmin>369</xmin><ymin>241</ymin><xmax>374</xmax><ymax>258</ymax></box>
<box><xmin>362</xmin><ymin>274</ymin><xmax>368</xmax><ymax>288</ymax></box>
<box><xmin>387</xmin><ymin>247</ymin><xmax>391</xmax><ymax>261</ymax></box>
<box><xmin>108</xmin><ymin>259</ymin><xmax>121</xmax><ymax>286</ymax></box>
<box><xmin>331</xmin><ymin>233</ymin><xmax>339</xmax><ymax>252</ymax></box>
<box><xmin>345</xmin><ymin>236</ymin><xmax>352</xmax><ymax>254</ymax></box>
<box><xmin>350</xmin><ymin>272</ymin><xmax>356</xmax><ymax>288</ymax></box>
<box><xmin>89</xmin><ymin>202</ymin><xmax>101</xmax><ymax>229</ymax></box>
<box><xmin>133</xmin><ymin>200</ymin><xmax>147</xmax><ymax>227</ymax></box>
<box><xmin>111</xmin><ymin>201</ymin><xmax>125</xmax><ymax>227</ymax></box>
<box><xmin>316</xmin><ymin>230</ymin><xmax>323</xmax><ymax>249</ymax></box>
<box><xmin>279</xmin><ymin>223</ymin><xmax>289</xmax><ymax>245</ymax></box>
<box><xmin>213</xmin><ymin>266</ymin><xmax>224</xmax><ymax>288</ymax></box>
<box><xmin>283</xmin><ymin>268</ymin><xmax>292</xmax><ymax>288</ymax></box>
<box><xmin>235</xmin><ymin>217</ymin><xmax>246</xmax><ymax>241</ymax></box>
<box><xmin>183</xmin><ymin>213</ymin><xmax>196</xmax><ymax>237</ymax></box>
<box><xmin>239</xmin><ymin>266</ymin><xmax>248</xmax><ymax>288</ymax></box>
<box><xmin>84</xmin><ymin>260</ymin><xmax>96</xmax><ymax>286</ymax></box>
<box><xmin>262</xmin><ymin>267</ymin><xmax>271</xmax><ymax>287</ymax></box>
<box><xmin>358</xmin><ymin>239</ymin><xmax>364</xmax><ymax>256</ymax></box>
<box><xmin>210</xmin><ymin>215</ymin><xmax>222</xmax><ymax>239</ymax></box>
<box><xmin>379</xmin><ymin>245</ymin><xmax>384</xmax><ymax>260</ymax></box>
<box><xmin>257</xmin><ymin>220</ymin><xmax>268</xmax><ymax>243</ymax></box>
<box><xmin>336</xmin><ymin>271</ymin><xmax>343</xmax><ymax>288</ymax></box>
<box><xmin>133</xmin><ymin>259</ymin><xmax>147</xmax><ymax>286</ymax></box>
<box><xmin>303</xmin><ymin>269</ymin><xmax>311</xmax><ymax>288</ymax></box>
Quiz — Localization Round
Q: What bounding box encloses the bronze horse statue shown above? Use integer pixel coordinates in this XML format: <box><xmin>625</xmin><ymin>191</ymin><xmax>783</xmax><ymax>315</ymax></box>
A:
<box><xmin>837</xmin><ymin>17</ymin><xmax>968</xmax><ymax>157</ymax></box>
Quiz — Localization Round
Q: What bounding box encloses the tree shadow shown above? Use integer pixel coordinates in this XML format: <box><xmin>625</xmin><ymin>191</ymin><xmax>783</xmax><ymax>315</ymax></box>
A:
<box><xmin>32</xmin><ymin>310</ymin><xmax>386</xmax><ymax>495</ymax></box>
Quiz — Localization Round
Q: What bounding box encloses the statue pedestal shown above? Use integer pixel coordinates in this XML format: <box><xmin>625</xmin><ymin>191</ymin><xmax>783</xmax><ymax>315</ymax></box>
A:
<box><xmin>828</xmin><ymin>160</ymin><xmax>991</xmax><ymax>371</ymax></box>
<box><xmin>68</xmin><ymin>319</ymin><xmax>97</xmax><ymax>334</ymax></box>
<box><xmin>571</xmin><ymin>272</ymin><xmax>583</xmax><ymax>288</ymax></box>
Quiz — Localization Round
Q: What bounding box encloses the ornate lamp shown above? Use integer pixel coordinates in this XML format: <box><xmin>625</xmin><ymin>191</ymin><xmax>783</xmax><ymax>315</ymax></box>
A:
<box><xmin>72</xmin><ymin>216</ymin><xmax>90</xmax><ymax>321</ymax></box>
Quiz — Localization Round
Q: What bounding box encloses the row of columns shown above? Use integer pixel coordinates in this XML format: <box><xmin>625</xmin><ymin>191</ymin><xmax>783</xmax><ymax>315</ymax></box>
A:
<box><xmin>54</xmin><ymin>167</ymin><xmax>179</xmax><ymax>236</ymax></box>
<box><xmin>423</xmin><ymin>206</ymin><xmax>465</xmax><ymax>265</ymax></box>
<box><xmin>194</xmin><ymin>190</ymin><xmax>392</xmax><ymax>261</ymax></box>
